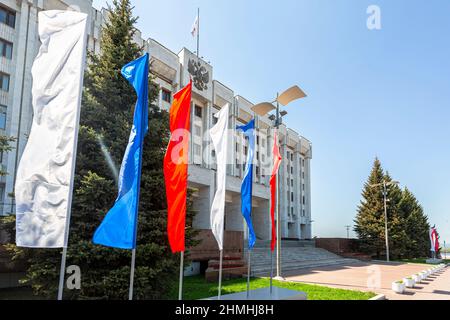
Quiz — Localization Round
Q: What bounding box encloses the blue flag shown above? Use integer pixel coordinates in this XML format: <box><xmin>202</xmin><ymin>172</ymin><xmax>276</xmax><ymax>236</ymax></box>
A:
<box><xmin>93</xmin><ymin>53</ymin><xmax>149</xmax><ymax>250</ymax></box>
<box><xmin>237</xmin><ymin>119</ymin><xmax>256</xmax><ymax>250</ymax></box>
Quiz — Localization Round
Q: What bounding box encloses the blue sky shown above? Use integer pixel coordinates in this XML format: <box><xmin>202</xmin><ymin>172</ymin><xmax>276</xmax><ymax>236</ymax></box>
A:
<box><xmin>93</xmin><ymin>0</ymin><xmax>450</xmax><ymax>246</ymax></box>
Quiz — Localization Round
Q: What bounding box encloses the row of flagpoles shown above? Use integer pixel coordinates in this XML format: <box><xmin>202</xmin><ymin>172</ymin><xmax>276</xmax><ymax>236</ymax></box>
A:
<box><xmin>14</xmin><ymin>9</ymin><xmax>283</xmax><ymax>301</ymax></box>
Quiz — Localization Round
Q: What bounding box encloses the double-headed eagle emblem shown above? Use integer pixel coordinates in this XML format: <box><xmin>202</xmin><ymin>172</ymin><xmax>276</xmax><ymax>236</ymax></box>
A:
<box><xmin>188</xmin><ymin>59</ymin><xmax>210</xmax><ymax>91</ymax></box>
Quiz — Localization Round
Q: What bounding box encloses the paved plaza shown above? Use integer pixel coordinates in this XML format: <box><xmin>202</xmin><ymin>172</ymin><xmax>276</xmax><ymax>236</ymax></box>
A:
<box><xmin>283</xmin><ymin>261</ymin><xmax>450</xmax><ymax>300</ymax></box>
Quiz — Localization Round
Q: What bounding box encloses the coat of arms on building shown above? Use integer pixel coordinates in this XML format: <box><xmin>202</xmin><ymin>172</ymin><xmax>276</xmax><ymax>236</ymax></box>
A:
<box><xmin>188</xmin><ymin>59</ymin><xmax>210</xmax><ymax>91</ymax></box>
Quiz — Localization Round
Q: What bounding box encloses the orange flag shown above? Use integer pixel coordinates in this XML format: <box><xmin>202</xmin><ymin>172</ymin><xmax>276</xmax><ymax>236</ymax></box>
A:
<box><xmin>270</xmin><ymin>131</ymin><xmax>282</xmax><ymax>252</ymax></box>
<box><xmin>164</xmin><ymin>81</ymin><xmax>192</xmax><ymax>253</ymax></box>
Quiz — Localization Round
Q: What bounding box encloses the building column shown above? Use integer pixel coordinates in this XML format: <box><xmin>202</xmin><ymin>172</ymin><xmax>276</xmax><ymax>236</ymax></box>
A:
<box><xmin>5</xmin><ymin>1</ymin><xmax>38</xmax><ymax>214</ymax></box>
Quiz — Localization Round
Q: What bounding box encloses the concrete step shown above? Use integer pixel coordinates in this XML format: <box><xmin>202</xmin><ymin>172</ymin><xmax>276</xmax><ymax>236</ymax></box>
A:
<box><xmin>243</xmin><ymin>245</ymin><xmax>361</xmax><ymax>276</ymax></box>
<box><xmin>251</xmin><ymin>258</ymin><xmax>360</xmax><ymax>276</ymax></box>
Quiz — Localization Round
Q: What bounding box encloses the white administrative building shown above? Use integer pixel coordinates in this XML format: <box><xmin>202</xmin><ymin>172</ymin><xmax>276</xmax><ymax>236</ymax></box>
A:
<box><xmin>0</xmin><ymin>0</ymin><xmax>312</xmax><ymax>246</ymax></box>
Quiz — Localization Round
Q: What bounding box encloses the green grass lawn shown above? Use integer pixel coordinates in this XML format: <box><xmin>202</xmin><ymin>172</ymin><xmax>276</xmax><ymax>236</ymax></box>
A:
<box><xmin>169</xmin><ymin>276</ymin><xmax>376</xmax><ymax>300</ymax></box>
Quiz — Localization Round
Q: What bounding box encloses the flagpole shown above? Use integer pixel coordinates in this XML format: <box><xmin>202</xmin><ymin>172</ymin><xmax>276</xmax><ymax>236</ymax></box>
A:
<box><xmin>57</xmin><ymin>247</ymin><xmax>68</xmax><ymax>300</ymax></box>
<box><xmin>197</xmin><ymin>7</ymin><xmax>200</xmax><ymax>59</ymax></box>
<box><xmin>178</xmin><ymin>251</ymin><xmax>185</xmax><ymax>300</ymax></box>
<box><xmin>57</xmin><ymin>22</ymin><xmax>88</xmax><ymax>300</ymax></box>
<box><xmin>270</xmin><ymin>249</ymin><xmax>273</xmax><ymax>294</ymax></box>
<box><xmin>218</xmin><ymin>249</ymin><xmax>223</xmax><ymax>300</ymax></box>
<box><xmin>129</xmin><ymin>249</ymin><xmax>136</xmax><ymax>300</ymax></box>
<box><xmin>246</xmin><ymin>246</ymin><xmax>251</xmax><ymax>299</ymax></box>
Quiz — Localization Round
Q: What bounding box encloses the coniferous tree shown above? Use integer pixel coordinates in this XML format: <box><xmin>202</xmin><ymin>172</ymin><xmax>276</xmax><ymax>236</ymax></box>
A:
<box><xmin>354</xmin><ymin>159</ymin><xmax>405</xmax><ymax>259</ymax></box>
<box><xmin>2</xmin><ymin>0</ymin><xmax>198</xmax><ymax>299</ymax></box>
<box><xmin>398</xmin><ymin>188</ymin><xmax>430</xmax><ymax>258</ymax></box>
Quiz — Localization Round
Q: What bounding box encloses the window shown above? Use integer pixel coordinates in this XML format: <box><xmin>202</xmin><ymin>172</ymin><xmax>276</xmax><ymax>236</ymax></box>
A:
<box><xmin>256</xmin><ymin>136</ymin><xmax>260</xmax><ymax>145</ymax></box>
<box><xmin>302</xmin><ymin>171</ymin><xmax>305</xmax><ymax>179</ymax></box>
<box><xmin>291</xmin><ymin>207</ymin><xmax>294</xmax><ymax>215</ymax></box>
<box><xmin>256</xmin><ymin>152</ymin><xmax>259</xmax><ymax>161</ymax></box>
<box><xmin>302</xmin><ymin>184</ymin><xmax>305</xmax><ymax>191</ymax></box>
<box><xmin>0</xmin><ymin>105</ymin><xmax>6</xmax><ymax>129</ymax></box>
<box><xmin>0</xmin><ymin>39</ymin><xmax>12</xmax><ymax>59</ymax></box>
<box><xmin>291</xmin><ymin>167</ymin><xmax>294</xmax><ymax>174</ymax></box>
<box><xmin>161</xmin><ymin>88</ymin><xmax>171</xmax><ymax>103</ymax></box>
<box><xmin>302</xmin><ymin>159</ymin><xmax>305</xmax><ymax>167</ymax></box>
<box><xmin>212</xmin><ymin>114</ymin><xmax>218</xmax><ymax>125</ymax></box>
<box><xmin>291</xmin><ymin>192</ymin><xmax>294</xmax><ymax>202</ymax></box>
<box><xmin>256</xmin><ymin>166</ymin><xmax>260</xmax><ymax>175</ymax></box>
<box><xmin>211</xmin><ymin>150</ymin><xmax>216</xmax><ymax>158</ymax></box>
<box><xmin>195</xmin><ymin>105</ymin><xmax>202</xmax><ymax>118</ymax></box>
<box><xmin>194</xmin><ymin>125</ymin><xmax>201</xmax><ymax>136</ymax></box>
<box><xmin>193</xmin><ymin>144</ymin><xmax>201</xmax><ymax>156</ymax></box>
<box><xmin>302</xmin><ymin>196</ymin><xmax>305</xmax><ymax>205</ymax></box>
<box><xmin>244</xmin><ymin>146</ymin><xmax>248</xmax><ymax>155</ymax></box>
<box><xmin>0</xmin><ymin>73</ymin><xmax>9</xmax><ymax>92</ymax></box>
<box><xmin>291</xmin><ymin>153</ymin><xmax>293</xmax><ymax>161</ymax></box>
<box><xmin>0</xmin><ymin>6</ymin><xmax>15</xmax><ymax>28</ymax></box>
<box><xmin>302</xmin><ymin>209</ymin><xmax>305</xmax><ymax>217</ymax></box>
<box><xmin>291</xmin><ymin>179</ymin><xmax>294</xmax><ymax>187</ymax></box>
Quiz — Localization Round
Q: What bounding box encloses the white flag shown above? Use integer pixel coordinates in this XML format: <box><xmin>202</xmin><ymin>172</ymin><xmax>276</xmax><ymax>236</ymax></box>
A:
<box><xmin>191</xmin><ymin>15</ymin><xmax>199</xmax><ymax>37</ymax></box>
<box><xmin>209</xmin><ymin>104</ymin><xmax>229</xmax><ymax>251</ymax></box>
<box><xmin>15</xmin><ymin>11</ymin><xmax>88</xmax><ymax>248</ymax></box>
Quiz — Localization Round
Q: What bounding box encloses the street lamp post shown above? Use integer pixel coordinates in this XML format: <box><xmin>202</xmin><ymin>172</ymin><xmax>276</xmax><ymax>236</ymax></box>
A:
<box><xmin>370</xmin><ymin>180</ymin><xmax>399</xmax><ymax>262</ymax></box>
<box><xmin>252</xmin><ymin>86</ymin><xmax>307</xmax><ymax>280</ymax></box>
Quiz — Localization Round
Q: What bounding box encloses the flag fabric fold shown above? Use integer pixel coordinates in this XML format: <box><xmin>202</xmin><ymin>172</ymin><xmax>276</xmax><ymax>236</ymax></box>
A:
<box><xmin>164</xmin><ymin>81</ymin><xmax>192</xmax><ymax>253</ymax></box>
<box><xmin>270</xmin><ymin>131</ymin><xmax>282</xmax><ymax>252</ymax></box>
<box><xmin>237</xmin><ymin>119</ymin><xmax>256</xmax><ymax>250</ymax></box>
<box><xmin>15</xmin><ymin>10</ymin><xmax>88</xmax><ymax>248</ymax></box>
<box><xmin>93</xmin><ymin>53</ymin><xmax>149</xmax><ymax>250</ymax></box>
<box><xmin>209</xmin><ymin>104</ymin><xmax>230</xmax><ymax>251</ymax></box>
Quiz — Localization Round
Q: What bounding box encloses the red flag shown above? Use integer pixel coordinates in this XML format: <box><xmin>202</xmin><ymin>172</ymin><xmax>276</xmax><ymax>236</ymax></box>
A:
<box><xmin>164</xmin><ymin>81</ymin><xmax>192</xmax><ymax>253</ymax></box>
<box><xmin>270</xmin><ymin>131</ymin><xmax>282</xmax><ymax>252</ymax></box>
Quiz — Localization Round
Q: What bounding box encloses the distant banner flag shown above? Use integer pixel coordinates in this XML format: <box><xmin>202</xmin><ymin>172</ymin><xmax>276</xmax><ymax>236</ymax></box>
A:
<box><xmin>191</xmin><ymin>14</ymin><xmax>199</xmax><ymax>37</ymax></box>
<box><xmin>270</xmin><ymin>131</ymin><xmax>282</xmax><ymax>252</ymax></box>
<box><xmin>93</xmin><ymin>53</ymin><xmax>149</xmax><ymax>250</ymax></box>
<box><xmin>15</xmin><ymin>11</ymin><xmax>88</xmax><ymax>248</ymax></box>
<box><xmin>237</xmin><ymin>119</ymin><xmax>256</xmax><ymax>250</ymax></box>
<box><xmin>430</xmin><ymin>227</ymin><xmax>439</xmax><ymax>253</ymax></box>
<box><xmin>209</xmin><ymin>104</ymin><xmax>230</xmax><ymax>250</ymax></box>
<box><xmin>164</xmin><ymin>81</ymin><xmax>192</xmax><ymax>253</ymax></box>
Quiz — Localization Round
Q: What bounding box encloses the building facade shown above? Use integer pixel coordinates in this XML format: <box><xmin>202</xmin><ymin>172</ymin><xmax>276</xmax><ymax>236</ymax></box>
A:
<box><xmin>0</xmin><ymin>0</ymin><xmax>312</xmax><ymax>241</ymax></box>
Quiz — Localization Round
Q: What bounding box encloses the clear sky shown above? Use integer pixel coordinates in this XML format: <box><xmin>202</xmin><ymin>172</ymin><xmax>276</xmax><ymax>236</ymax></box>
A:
<box><xmin>93</xmin><ymin>0</ymin><xmax>450</xmax><ymax>246</ymax></box>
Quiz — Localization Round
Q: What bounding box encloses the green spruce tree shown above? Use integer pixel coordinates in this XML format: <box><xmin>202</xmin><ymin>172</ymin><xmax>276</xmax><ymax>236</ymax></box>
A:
<box><xmin>3</xmin><ymin>0</ymin><xmax>198</xmax><ymax>299</ymax></box>
<box><xmin>398</xmin><ymin>188</ymin><xmax>430</xmax><ymax>258</ymax></box>
<box><xmin>354</xmin><ymin>158</ymin><xmax>405</xmax><ymax>259</ymax></box>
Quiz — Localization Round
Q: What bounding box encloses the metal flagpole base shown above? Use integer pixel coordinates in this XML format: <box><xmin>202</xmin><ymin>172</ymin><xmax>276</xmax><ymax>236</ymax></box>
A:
<box><xmin>129</xmin><ymin>249</ymin><xmax>136</xmax><ymax>300</ymax></box>
<box><xmin>273</xmin><ymin>276</ymin><xmax>285</xmax><ymax>281</ymax></box>
<box><xmin>247</xmin><ymin>249</ymin><xmax>251</xmax><ymax>299</ymax></box>
<box><xmin>57</xmin><ymin>247</ymin><xmax>68</xmax><ymax>300</ymax></box>
<box><xmin>218</xmin><ymin>250</ymin><xmax>223</xmax><ymax>300</ymax></box>
<box><xmin>270</xmin><ymin>250</ymin><xmax>274</xmax><ymax>295</ymax></box>
<box><xmin>178</xmin><ymin>252</ymin><xmax>185</xmax><ymax>301</ymax></box>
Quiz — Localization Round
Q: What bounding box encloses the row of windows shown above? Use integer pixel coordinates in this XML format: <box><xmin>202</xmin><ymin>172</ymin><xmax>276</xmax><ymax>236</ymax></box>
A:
<box><xmin>289</xmin><ymin>207</ymin><xmax>307</xmax><ymax>217</ymax></box>
<box><xmin>0</xmin><ymin>6</ymin><xmax>15</xmax><ymax>28</ymax></box>
<box><xmin>287</xmin><ymin>150</ymin><xmax>306</xmax><ymax>166</ymax></box>
<box><xmin>0</xmin><ymin>38</ymin><xmax>12</xmax><ymax>59</ymax></box>
<box><xmin>287</xmin><ymin>191</ymin><xmax>306</xmax><ymax>205</ymax></box>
